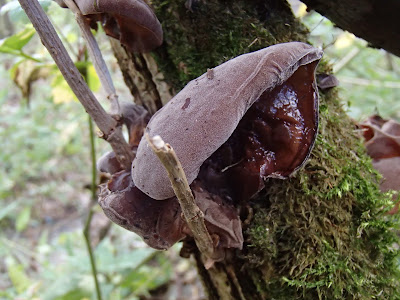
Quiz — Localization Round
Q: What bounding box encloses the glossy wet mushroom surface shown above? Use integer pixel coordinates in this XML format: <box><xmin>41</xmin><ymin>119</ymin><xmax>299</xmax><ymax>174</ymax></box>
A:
<box><xmin>133</xmin><ymin>42</ymin><xmax>322</xmax><ymax>200</ymax></box>
<box><xmin>198</xmin><ymin>61</ymin><xmax>319</xmax><ymax>201</ymax></box>
<box><xmin>99</xmin><ymin>42</ymin><xmax>322</xmax><ymax>252</ymax></box>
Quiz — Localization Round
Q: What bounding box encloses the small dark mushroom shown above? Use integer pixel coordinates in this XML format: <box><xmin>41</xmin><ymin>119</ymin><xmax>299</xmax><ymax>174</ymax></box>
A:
<box><xmin>317</xmin><ymin>73</ymin><xmax>339</xmax><ymax>90</ymax></box>
<box><xmin>133</xmin><ymin>42</ymin><xmax>323</xmax><ymax>200</ymax></box>
<box><xmin>99</xmin><ymin>170</ymin><xmax>186</xmax><ymax>250</ymax></box>
<box><xmin>56</xmin><ymin>0</ymin><xmax>163</xmax><ymax>52</ymax></box>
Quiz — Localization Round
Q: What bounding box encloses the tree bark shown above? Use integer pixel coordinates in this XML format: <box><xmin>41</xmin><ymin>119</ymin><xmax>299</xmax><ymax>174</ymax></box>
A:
<box><xmin>301</xmin><ymin>0</ymin><xmax>400</xmax><ymax>57</ymax></box>
<box><xmin>114</xmin><ymin>0</ymin><xmax>400</xmax><ymax>298</ymax></box>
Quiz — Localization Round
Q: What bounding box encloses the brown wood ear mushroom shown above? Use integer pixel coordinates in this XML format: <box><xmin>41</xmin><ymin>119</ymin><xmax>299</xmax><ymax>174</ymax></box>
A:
<box><xmin>57</xmin><ymin>0</ymin><xmax>163</xmax><ymax>52</ymax></box>
<box><xmin>99</xmin><ymin>170</ymin><xmax>187</xmax><ymax>250</ymax></box>
<box><xmin>361</xmin><ymin>115</ymin><xmax>400</xmax><ymax>160</ymax></box>
<box><xmin>133</xmin><ymin>42</ymin><xmax>323</xmax><ymax>201</ymax></box>
<box><xmin>97</xmin><ymin>103</ymin><xmax>243</xmax><ymax>252</ymax></box>
<box><xmin>98</xmin><ymin>171</ymin><xmax>243</xmax><ymax>252</ymax></box>
<box><xmin>360</xmin><ymin>115</ymin><xmax>400</xmax><ymax>214</ymax></box>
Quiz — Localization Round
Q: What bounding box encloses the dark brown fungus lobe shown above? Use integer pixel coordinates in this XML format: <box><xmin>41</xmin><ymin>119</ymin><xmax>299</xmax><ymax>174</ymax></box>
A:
<box><xmin>361</xmin><ymin>115</ymin><xmax>400</xmax><ymax>159</ymax></box>
<box><xmin>97</xmin><ymin>103</ymin><xmax>243</xmax><ymax>251</ymax></box>
<box><xmin>98</xmin><ymin>171</ymin><xmax>243</xmax><ymax>252</ymax></box>
<box><xmin>97</xmin><ymin>151</ymin><xmax>123</xmax><ymax>175</ymax></box>
<box><xmin>99</xmin><ymin>171</ymin><xmax>186</xmax><ymax>250</ymax></box>
<box><xmin>133</xmin><ymin>42</ymin><xmax>322</xmax><ymax>200</ymax></box>
<box><xmin>120</xmin><ymin>102</ymin><xmax>151</xmax><ymax>147</ymax></box>
<box><xmin>360</xmin><ymin>116</ymin><xmax>400</xmax><ymax>214</ymax></box>
<box><xmin>66</xmin><ymin>0</ymin><xmax>163</xmax><ymax>52</ymax></box>
<box><xmin>199</xmin><ymin>61</ymin><xmax>319</xmax><ymax>201</ymax></box>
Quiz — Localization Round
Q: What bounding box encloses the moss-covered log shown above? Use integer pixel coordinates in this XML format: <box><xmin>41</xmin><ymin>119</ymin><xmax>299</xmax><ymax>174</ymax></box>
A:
<box><xmin>115</xmin><ymin>0</ymin><xmax>400</xmax><ymax>298</ymax></box>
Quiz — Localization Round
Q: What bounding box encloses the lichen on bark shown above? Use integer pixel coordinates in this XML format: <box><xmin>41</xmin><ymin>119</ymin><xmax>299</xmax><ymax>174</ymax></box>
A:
<box><xmin>138</xmin><ymin>0</ymin><xmax>400</xmax><ymax>298</ymax></box>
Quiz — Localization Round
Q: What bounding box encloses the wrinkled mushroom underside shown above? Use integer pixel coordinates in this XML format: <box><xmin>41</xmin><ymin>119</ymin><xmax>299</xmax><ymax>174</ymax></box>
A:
<box><xmin>97</xmin><ymin>102</ymin><xmax>243</xmax><ymax>252</ymax></box>
<box><xmin>133</xmin><ymin>42</ymin><xmax>322</xmax><ymax>200</ymax></box>
<box><xmin>98</xmin><ymin>171</ymin><xmax>243</xmax><ymax>251</ymax></box>
<box><xmin>76</xmin><ymin>0</ymin><xmax>163</xmax><ymax>52</ymax></box>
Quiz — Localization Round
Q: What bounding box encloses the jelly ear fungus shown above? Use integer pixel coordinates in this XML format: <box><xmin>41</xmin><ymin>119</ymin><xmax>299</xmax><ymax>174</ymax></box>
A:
<box><xmin>360</xmin><ymin>115</ymin><xmax>400</xmax><ymax>214</ymax></box>
<box><xmin>99</xmin><ymin>42</ymin><xmax>322</xmax><ymax>253</ymax></box>
<box><xmin>97</xmin><ymin>103</ymin><xmax>243</xmax><ymax>252</ymax></box>
<box><xmin>133</xmin><ymin>42</ymin><xmax>323</xmax><ymax>201</ymax></box>
<box><xmin>56</xmin><ymin>0</ymin><xmax>163</xmax><ymax>52</ymax></box>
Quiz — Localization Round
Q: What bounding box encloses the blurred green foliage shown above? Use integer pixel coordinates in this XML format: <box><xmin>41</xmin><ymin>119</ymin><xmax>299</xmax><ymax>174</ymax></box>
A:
<box><xmin>299</xmin><ymin>7</ymin><xmax>400</xmax><ymax>120</ymax></box>
<box><xmin>0</xmin><ymin>1</ymin><xmax>174</xmax><ymax>299</ymax></box>
<box><xmin>0</xmin><ymin>0</ymin><xmax>399</xmax><ymax>299</ymax></box>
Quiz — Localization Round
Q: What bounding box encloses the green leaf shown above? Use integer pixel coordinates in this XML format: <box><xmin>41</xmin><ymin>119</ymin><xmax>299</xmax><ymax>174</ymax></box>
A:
<box><xmin>0</xmin><ymin>200</ymin><xmax>19</xmax><ymax>221</ymax></box>
<box><xmin>0</xmin><ymin>27</ymin><xmax>35</xmax><ymax>51</ymax></box>
<box><xmin>16</xmin><ymin>206</ymin><xmax>31</xmax><ymax>232</ymax></box>
<box><xmin>87</xmin><ymin>64</ymin><xmax>101</xmax><ymax>92</ymax></box>
<box><xmin>7</xmin><ymin>260</ymin><xmax>31</xmax><ymax>294</ymax></box>
<box><xmin>0</xmin><ymin>0</ymin><xmax>53</xmax><ymax>24</ymax></box>
<box><xmin>54</xmin><ymin>288</ymin><xmax>91</xmax><ymax>300</ymax></box>
<box><xmin>0</xmin><ymin>27</ymin><xmax>40</xmax><ymax>61</ymax></box>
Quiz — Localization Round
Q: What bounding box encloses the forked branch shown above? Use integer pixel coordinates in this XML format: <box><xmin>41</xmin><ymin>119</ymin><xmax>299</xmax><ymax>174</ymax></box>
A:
<box><xmin>18</xmin><ymin>0</ymin><xmax>133</xmax><ymax>169</ymax></box>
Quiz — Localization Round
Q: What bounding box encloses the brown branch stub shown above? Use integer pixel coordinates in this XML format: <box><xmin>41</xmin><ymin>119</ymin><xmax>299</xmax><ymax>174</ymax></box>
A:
<box><xmin>18</xmin><ymin>0</ymin><xmax>133</xmax><ymax>169</ymax></box>
<box><xmin>144</xmin><ymin>134</ymin><xmax>216</xmax><ymax>265</ymax></box>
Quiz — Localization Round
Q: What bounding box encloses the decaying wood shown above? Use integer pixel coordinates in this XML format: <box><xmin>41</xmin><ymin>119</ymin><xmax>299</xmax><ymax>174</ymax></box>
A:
<box><xmin>109</xmin><ymin>39</ymin><xmax>164</xmax><ymax>114</ymax></box>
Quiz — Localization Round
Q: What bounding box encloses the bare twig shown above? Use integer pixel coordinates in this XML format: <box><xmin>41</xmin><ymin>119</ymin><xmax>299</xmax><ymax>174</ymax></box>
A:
<box><xmin>84</xmin><ymin>209</ymin><xmax>102</xmax><ymax>300</ymax></box>
<box><xmin>333</xmin><ymin>47</ymin><xmax>360</xmax><ymax>73</ymax></box>
<box><xmin>339</xmin><ymin>77</ymin><xmax>400</xmax><ymax>88</ymax></box>
<box><xmin>63</xmin><ymin>0</ymin><xmax>120</xmax><ymax>115</ymax></box>
<box><xmin>145</xmin><ymin>134</ymin><xmax>216</xmax><ymax>266</ymax></box>
<box><xmin>17</xmin><ymin>0</ymin><xmax>134</xmax><ymax>169</ymax></box>
<box><xmin>85</xmin><ymin>117</ymin><xmax>102</xmax><ymax>300</ymax></box>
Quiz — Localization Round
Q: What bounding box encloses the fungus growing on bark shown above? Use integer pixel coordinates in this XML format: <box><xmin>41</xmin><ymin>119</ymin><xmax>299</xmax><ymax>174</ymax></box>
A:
<box><xmin>97</xmin><ymin>103</ymin><xmax>243</xmax><ymax>252</ymax></box>
<box><xmin>133</xmin><ymin>42</ymin><xmax>323</xmax><ymax>201</ymax></box>
<box><xmin>99</xmin><ymin>172</ymin><xmax>243</xmax><ymax>251</ymax></box>
<box><xmin>317</xmin><ymin>73</ymin><xmax>339</xmax><ymax>90</ymax></box>
<box><xmin>55</xmin><ymin>0</ymin><xmax>163</xmax><ymax>52</ymax></box>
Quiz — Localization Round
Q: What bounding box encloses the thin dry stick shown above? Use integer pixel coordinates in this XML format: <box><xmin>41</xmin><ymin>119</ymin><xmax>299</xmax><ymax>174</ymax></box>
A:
<box><xmin>18</xmin><ymin>0</ymin><xmax>133</xmax><ymax>169</ymax></box>
<box><xmin>63</xmin><ymin>0</ymin><xmax>120</xmax><ymax>114</ymax></box>
<box><xmin>145</xmin><ymin>134</ymin><xmax>216</xmax><ymax>266</ymax></box>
